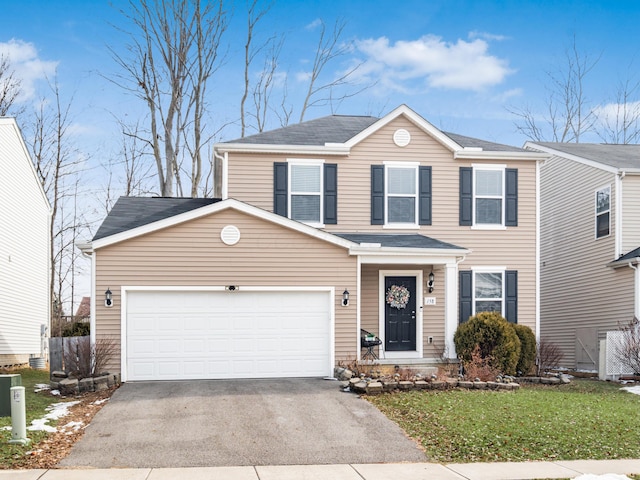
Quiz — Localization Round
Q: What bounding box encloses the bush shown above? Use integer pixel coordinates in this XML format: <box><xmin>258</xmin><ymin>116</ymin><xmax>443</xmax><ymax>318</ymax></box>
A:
<box><xmin>62</xmin><ymin>321</ymin><xmax>90</xmax><ymax>337</ymax></box>
<box><xmin>536</xmin><ymin>338</ymin><xmax>565</xmax><ymax>376</ymax></box>
<box><xmin>462</xmin><ymin>345</ymin><xmax>501</xmax><ymax>381</ymax></box>
<box><xmin>513</xmin><ymin>324</ymin><xmax>537</xmax><ymax>375</ymax></box>
<box><xmin>454</xmin><ymin>311</ymin><xmax>521</xmax><ymax>376</ymax></box>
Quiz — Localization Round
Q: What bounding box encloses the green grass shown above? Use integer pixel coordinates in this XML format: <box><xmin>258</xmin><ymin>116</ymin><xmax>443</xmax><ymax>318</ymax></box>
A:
<box><xmin>0</xmin><ymin>368</ymin><xmax>55</xmax><ymax>468</ymax></box>
<box><xmin>367</xmin><ymin>379</ymin><xmax>640</xmax><ymax>463</ymax></box>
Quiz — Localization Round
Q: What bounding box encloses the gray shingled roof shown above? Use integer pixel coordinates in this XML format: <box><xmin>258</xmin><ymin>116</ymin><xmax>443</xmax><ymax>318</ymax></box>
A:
<box><xmin>225</xmin><ymin>113</ymin><xmax>524</xmax><ymax>152</ymax></box>
<box><xmin>93</xmin><ymin>197</ymin><xmax>220</xmax><ymax>241</ymax></box>
<box><xmin>224</xmin><ymin>115</ymin><xmax>379</xmax><ymax>145</ymax></box>
<box><xmin>444</xmin><ymin>131</ymin><xmax>526</xmax><ymax>152</ymax></box>
<box><xmin>334</xmin><ymin>233</ymin><xmax>466</xmax><ymax>250</ymax></box>
<box><xmin>535</xmin><ymin>142</ymin><xmax>640</xmax><ymax>169</ymax></box>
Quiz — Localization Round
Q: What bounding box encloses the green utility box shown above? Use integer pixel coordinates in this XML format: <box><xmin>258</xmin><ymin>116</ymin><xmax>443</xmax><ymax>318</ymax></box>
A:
<box><xmin>0</xmin><ymin>374</ymin><xmax>22</xmax><ymax>417</ymax></box>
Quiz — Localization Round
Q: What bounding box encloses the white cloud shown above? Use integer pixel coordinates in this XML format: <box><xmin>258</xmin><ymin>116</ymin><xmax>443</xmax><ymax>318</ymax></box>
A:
<box><xmin>353</xmin><ymin>34</ymin><xmax>513</xmax><ymax>92</ymax></box>
<box><xmin>593</xmin><ymin>100</ymin><xmax>640</xmax><ymax>122</ymax></box>
<box><xmin>305</xmin><ymin>18</ymin><xmax>322</xmax><ymax>31</ymax></box>
<box><xmin>469</xmin><ymin>31</ymin><xmax>508</xmax><ymax>42</ymax></box>
<box><xmin>0</xmin><ymin>38</ymin><xmax>58</xmax><ymax>101</ymax></box>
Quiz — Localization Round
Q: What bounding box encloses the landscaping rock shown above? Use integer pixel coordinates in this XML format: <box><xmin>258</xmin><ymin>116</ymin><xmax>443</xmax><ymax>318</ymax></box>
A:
<box><xmin>59</xmin><ymin>378</ymin><xmax>79</xmax><ymax>395</ymax></box>
<box><xmin>473</xmin><ymin>381</ymin><xmax>487</xmax><ymax>390</ymax></box>
<box><xmin>486</xmin><ymin>381</ymin><xmax>500</xmax><ymax>390</ymax></box>
<box><xmin>398</xmin><ymin>381</ymin><xmax>413</xmax><ymax>390</ymax></box>
<box><xmin>49</xmin><ymin>381</ymin><xmax>60</xmax><ymax>391</ymax></box>
<box><xmin>431</xmin><ymin>380</ymin><xmax>446</xmax><ymax>390</ymax></box>
<box><xmin>79</xmin><ymin>378</ymin><xmax>94</xmax><ymax>393</ymax></box>
<box><xmin>446</xmin><ymin>379</ymin><xmax>459</xmax><ymax>389</ymax></box>
<box><xmin>560</xmin><ymin>374</ymin><xmax>571</xmax><ymax>384</ymax></box>
<box><xmin>51</xmin><ymin>371</ymin><xmax>67</xmax><ymax>380</ymax></box>
<box><xmin>382</xmin><ymin>380</ymin><xmax>398</xmax><ymax>392</ymax></box>
<box><xmin>414</xmin><ymin>380</ymin><xmax>429</xmax><ymax>390</ymax></box>
<box><xmin>458</xmin><ymin>381</ymin><xmax>474</xmax><ymax>389</ymax></box>
<box><xmin>333</xmin><ymin>367</ymin><xmax>353</xmax><ymax>381</ymax></box>
<box><xmin>366</xmin><ymin>382</ymin><xmax>383</xmax><ymax>395</ymax></box>
<box><xmin>94</xmin><ymin>375</ymin><xmax>110</xmax><ymax>391</ymax></box>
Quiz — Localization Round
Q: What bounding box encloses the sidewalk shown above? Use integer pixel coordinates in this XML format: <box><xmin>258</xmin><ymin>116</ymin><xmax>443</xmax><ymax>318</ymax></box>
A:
<box><xmin>2</xmin><ymin>460</ymin><xmax>640</xmax><ymax>480</ymax></box>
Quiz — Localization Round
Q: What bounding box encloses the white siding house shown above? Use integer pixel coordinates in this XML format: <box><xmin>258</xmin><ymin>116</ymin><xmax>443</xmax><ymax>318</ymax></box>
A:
<box><xmin>0</xmin><ymin>118</ymin><xmax>50</xmax><ymax>366</ymax></box>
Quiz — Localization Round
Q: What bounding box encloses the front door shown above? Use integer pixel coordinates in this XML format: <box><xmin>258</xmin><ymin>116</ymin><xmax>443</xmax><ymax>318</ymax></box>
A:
<box><xmin>384</xmin><ymin>276</ymin><xmax>417</xmax><ymax>351</ymax></box>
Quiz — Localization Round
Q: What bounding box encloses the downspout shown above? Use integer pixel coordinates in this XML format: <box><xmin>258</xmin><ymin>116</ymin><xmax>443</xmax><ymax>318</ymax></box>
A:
<box><xmin>629</xmin><ymin>258</ymin><xmax>640</xmax><ymax>319</ymax></box>
<box><xmin>212</xmin><ymin>148</ymin><xmax>228</xmax><ymax>200</ymax></box>
<box><xmin>616</xmin><ymin>171</ymin><xmax>625</xmax><ymax>259</ymax></box>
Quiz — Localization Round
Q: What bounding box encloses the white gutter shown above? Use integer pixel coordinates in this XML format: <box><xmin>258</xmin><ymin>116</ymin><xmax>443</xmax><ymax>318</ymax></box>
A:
<box><xmin>454</xmin><ymin>150</ymin><xmax>548</xmax><ymax>161</ymax></box>
<box><xmin>629</xmin><ymin>260</ymin><xmax>640</xmax><ymax>319</ymax></box>
<box><xmin>616</xmin><ymin>171</ymin><xmax>625</xmax><ymax>259</ymax></box>
<box><xmin>214</xmin><ymin>143</ymin><xmax>350</xmax><ymax>156</ymax></box>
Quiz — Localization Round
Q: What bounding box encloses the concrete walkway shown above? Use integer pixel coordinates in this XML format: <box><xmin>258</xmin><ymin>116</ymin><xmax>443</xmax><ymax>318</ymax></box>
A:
<box><xmin>2</xmin><ymin>459</ymin><xmax>640</xmax><ymax>480</ymax></box>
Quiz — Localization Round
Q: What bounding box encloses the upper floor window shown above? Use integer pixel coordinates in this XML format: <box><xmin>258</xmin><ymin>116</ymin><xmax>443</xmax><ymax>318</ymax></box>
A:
<box><xmin>273</xmin><ymin>161</ymin><xmax>337</xmax><ymax>225</ymax></box>
<box><xmin>290</xmin><ymin>163</ymin><xmax>322</xmax><ymax>223</ymax></box>
<box><xmin>460</xmin><ymin>166</ymin><xmax>517</xmax><ymax>228</ymax></box>
<box><xmin>475</xmin><ymin>168</ymin><xmax>503</xmax><ymax>225</ymax></box>
<box><xmin>387</xmin><ymin>165</ymin><xmax>417</xmax><ymax>224</ymax></box>
<box><xmin>596</xmin><ymin>185</ymin><xmax>611</xmax><ymax>238</ymax></box>
<box><xmin>371</xmin><ymin>164</ymin><xmax>431</xmax><ymax>227</ymax></box>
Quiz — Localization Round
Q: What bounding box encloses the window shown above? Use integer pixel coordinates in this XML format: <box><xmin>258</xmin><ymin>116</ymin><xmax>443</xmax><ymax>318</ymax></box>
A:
<box><xmin>371</xmin><ymin>164</ymin><xmax>431</xmax><ymax>226</ymax></box>
<box><xmin>387</xmin><ymin>166</ymin><xmax>417</xmax><ymax>224</ymax></box>
<box><xmin>459</xmin><ymin>269</ymin><xmax>518</xmax><ymax>323</ymax></box>
<box><xmin>290</xmin><ymin>163</ymin><xmax>321</xmax><ymax>223</ymax></box>
<box><xmin>460</xmin><ymin>166</ymin><xmax>517</xmax><ymax>227</ymax></box>
<box><xmin>596</xmin><ymin>185</ymin><xmax>610</xmax><ymax>238</ymax></box>
<box><xmin>474</xmin><ymin>271</ymin><xmax>503</xmax><ymax>313</ymax></box>
<box><xmin>475</xmin><ymin>169</ymin><xmax>503</xmax><ymax>225</ymax></box>
<box><xmin>273</xmin><ymin>161</ymin><xmax>337</xmax><ymax>225</ymax></box>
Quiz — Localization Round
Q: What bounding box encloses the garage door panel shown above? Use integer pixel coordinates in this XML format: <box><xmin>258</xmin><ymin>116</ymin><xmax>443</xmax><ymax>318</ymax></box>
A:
<box><xmin>127</xmin><ymin>290</ymin><xmax>331</xmax><ymax>380</ymax></box>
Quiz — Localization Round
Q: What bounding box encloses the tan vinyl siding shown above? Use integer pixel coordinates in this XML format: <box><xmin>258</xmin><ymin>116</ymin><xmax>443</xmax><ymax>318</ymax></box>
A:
<box><xmin>228</xmin><ymin>115</ymin><xmax>538</xmax><ymax>334</ymax></box>
<box><xmin>95</xmin><ymin>209</ymin><xmax>357</xmax><ymax>372</ymax></box>
<box><xmin>622</xmin><ymin>174</ymin><xmax>640</xmax><ymax>254</ymax></box>
<box><xmin>540</xmin><ymin>155</ymin><xmax>633</xmax><ymax>368</ymax></box>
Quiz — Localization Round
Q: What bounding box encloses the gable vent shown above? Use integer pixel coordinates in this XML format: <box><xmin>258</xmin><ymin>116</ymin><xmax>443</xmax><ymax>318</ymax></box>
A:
<box><xmin>393</xmin><ymin>128</ymin><xmax>411</xmax><ymax>147</ymax></box>
<box><xmin>220</xmin><ymin>225</ymin><xmax>241</xmax><ymax>245</ymax></box>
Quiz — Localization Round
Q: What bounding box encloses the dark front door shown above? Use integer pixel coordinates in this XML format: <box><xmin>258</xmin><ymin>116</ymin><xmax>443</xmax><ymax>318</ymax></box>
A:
<box><xmin>384</xmin><ymin>276</ymin><xmax>417</xmax><ymax>351</ymax></box>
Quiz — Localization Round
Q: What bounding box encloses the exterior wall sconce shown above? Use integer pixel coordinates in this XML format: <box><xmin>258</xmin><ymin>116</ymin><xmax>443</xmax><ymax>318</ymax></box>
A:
<box><xmin>105</xmin><ymin>288</ymin><xmax>113</xmax><ymax>308</ymax></box>
<box><xmin>428</xmin><ymin>272</ymin><xmax>435</xmax><ymax>293</ymax></box>
<box><xmin>342</xmin><ymin>289</ymin><xmax>350</xmax><ymax>307</ymax></box>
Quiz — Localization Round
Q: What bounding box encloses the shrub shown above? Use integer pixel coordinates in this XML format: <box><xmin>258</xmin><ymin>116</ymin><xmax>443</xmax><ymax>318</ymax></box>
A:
<box><xmin>536</xmin><ymin>338</ymin><xmax>565</xmax><ymax>376</ymax></box>
<box><xmin>454</xmin><ymin>311</ymin><xmax>521</xmax><ymax>375</ymax></box>
<box><xmin>462</xmin><ymin>345</ymin><xmax>501</xmax><ymax>381</ymax></box>
<box><xmin>62</xmin><ymin>321</ymin><xmax>90</xmax><ymax>337</ymax></box>
<box><xmin>513</xmin><ymin>324</ymin><xmax>537</xmax><ymax>375</ymax></box>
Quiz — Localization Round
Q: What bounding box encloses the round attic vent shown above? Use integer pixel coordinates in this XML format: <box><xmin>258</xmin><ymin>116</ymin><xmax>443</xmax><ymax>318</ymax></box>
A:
<box><xmin>393</xmin><ymin>128</ymin><xmax>411</xmax><ymax>147</ymax></box>
<box><xmin>220</xmin><ymin>225</ymin><xmax>241</xmax><ymax>245</ymax></box>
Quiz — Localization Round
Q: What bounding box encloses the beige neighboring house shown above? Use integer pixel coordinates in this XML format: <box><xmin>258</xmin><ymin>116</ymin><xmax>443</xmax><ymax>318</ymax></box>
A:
<box><xmin>526</xmin><ymin>141</ymin><xmax>640</xmax><ymax>372</ymax></box>
<box><xmin>0</xmin><ymin>118</ymin><xmax>51</xmax><ymax>366</ymax></box>
<box><xmin>80</xmin><ymin>105</ymin><xmax>546</xmax><ymax>381</ymax></box>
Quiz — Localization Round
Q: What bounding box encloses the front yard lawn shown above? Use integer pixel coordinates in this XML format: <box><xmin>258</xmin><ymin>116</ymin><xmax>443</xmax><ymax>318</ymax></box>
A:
<box><xmin>367</xmin><ymin>379</ymin><xmax>640</xmax><ymax>463</ymax></box>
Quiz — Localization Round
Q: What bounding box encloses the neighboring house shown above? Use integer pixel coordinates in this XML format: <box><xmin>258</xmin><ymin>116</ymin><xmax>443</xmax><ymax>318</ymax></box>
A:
<box><xmin>80</xmin><ymin>105</ymin><xmax>546</xmax><ymax>381</ymax></box>
<box><xmin>526</xmin><ymin>141</ymin><xmax>640</xmax><ymax>372</ymax></box>
<box><xmin>0</xmin><ymin>118</ymin><xmax>51</xmax><ymax>366</ymax></box>
<box><xmin>75</xmin><ymin>296</ymin><xmax>91</xmax><ymax>320</ymax></box>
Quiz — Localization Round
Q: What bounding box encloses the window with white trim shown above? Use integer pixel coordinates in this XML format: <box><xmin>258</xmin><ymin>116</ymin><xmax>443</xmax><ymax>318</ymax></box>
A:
<box><xmin>290</xmin><ymin>163</ymin><xmax>322</xmax><ymax>223</ymax></box>
<box><xmin>474</xmin><ymin>168</ymin><xmax>504</xmax><ymax>225</ymax></box>
<box><xmin>595</xmin><ymin>185</ymin><xmax>610</xmax><ymax>238</ymax></box>
<box><xmin>386</xmin><ymin>165</ymin><xmax>417</xmax><ymax>224</ymax></box>
<box><xmin>474</xmin><ymin>271</ymin><xmax>503</xmax><ymax>314</ymax></box>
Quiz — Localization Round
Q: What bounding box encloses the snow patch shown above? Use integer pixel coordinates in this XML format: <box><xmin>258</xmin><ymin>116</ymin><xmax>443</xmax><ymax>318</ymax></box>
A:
<box><xmin>92</xmin><ymin>398</ymin><xmax>109</xmax><ymax>405</ymax></box>
<box><xmin>34</xmin><ymin>384</ymin><xmax>51</xmax><ymax>393</ymax></box>
<box><xmin>574</xmin><ymin>475</ymin><xmax>631</xmax><ymax>480</ymax></box>
<box><xmin>26</xmin><ymin>401</ymin><xmax>80</xmax><ymax>433</ymax></box>
<box><xmin>621</xmin><ymin>385</ymin><xmax>640</xmax><ymax>396</ymax></box>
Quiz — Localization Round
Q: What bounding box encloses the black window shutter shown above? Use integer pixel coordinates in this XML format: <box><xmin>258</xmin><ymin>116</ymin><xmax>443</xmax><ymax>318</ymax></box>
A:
<box><xmin>505</xmin><ymin>168</ymin><xmax>518</xmax><ymax>226</ymax></box>
<box><xmin>418</xmin><ymin>166</ymin><xmax>432</xmax><ymax>225</ymax></box>
<box><xmin>459</xmin><ymin>270</ymin><xmax>473</xmax><ymax>324</ymax></box>
<box><xmin>371</xmin><ymin>165</ymin><xmax>385</xmax><ymax>225</ymax></box>
<box><xmin>324</xmin><ymin>163</ymin><xmax>337</xmax><ymax>224</ymax></box>
<box><xmin>505</xmin><ymin>270</ymin><xmax>518</xmax><ymax>323</ymax></box>
<box><xmin>273</xmin><ymin>162</ymin><xmax>288</xmax><ymax>217</ymax></box>
<box><xmin>459</xmin><ymin>167</ymin><xmax>473</xmax><ymax>226</ymax></box>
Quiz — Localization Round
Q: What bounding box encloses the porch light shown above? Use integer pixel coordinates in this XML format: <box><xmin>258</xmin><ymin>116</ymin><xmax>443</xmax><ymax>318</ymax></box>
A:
<box><xmin>105</xmin><ymin>288</ymin><xmax>113</xmax><ymax>308</ymax></box>
<box><xmin>428</xmin><ymin>271</ymin><xmax>435</xmax><ymax>293</ymax></box>
<box><xmin>342</xmin><ymin>289</ymin><xmax>350</xmax><ymax>307</ymax></box>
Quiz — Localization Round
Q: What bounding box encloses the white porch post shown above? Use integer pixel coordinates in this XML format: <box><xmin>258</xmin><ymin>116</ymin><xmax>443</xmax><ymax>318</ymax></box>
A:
<box><xmin>444</xmin><ymin>262</ymin><xmax>458</xmax><ymax>360</ymax></box>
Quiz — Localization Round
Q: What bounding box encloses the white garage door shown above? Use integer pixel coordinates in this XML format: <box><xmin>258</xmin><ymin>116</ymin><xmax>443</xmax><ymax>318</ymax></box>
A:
<box><xmin>125</xmin><ymin>290</ymin><xmax>332</xmax><ymax>381</ymax></box>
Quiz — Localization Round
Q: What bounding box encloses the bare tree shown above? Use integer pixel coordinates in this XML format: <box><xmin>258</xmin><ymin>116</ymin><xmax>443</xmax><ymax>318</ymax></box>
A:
<box><xmin>298</xmin><ymin>18</ymin><xmax>366</xmax><ymax>122</ymax></box>
<box><xmin>251</xmin><ymin>37</ymin><xmax>284</xmax><ymax>132</ymax></box>
<box><xmin>240</xmin><ymin>0</ymin><xmax>274</xmax><ymax>137</ymax></box>
<box><xmin>594</xmin><ymin>77</ymin><xmax>640</xmax><ymax>144</ymax></box>
<box><xmin>27</xmin><ymin>78</ymin><xmax>89</xmax><ymax>323</ymax></box>
<box><xmin>510</xmin><ymin>37</ymin><xmax>600</xmax><ymax>143</ymax></box>
<box><xmin>0</xmin><ymin>54</ymin><xmax>22</xmax><ymax>116</ymax></box>
<box><xmin>109</xmin><ymin>0</ymin><xmax>227</xmax><ymax>197</ymax></box>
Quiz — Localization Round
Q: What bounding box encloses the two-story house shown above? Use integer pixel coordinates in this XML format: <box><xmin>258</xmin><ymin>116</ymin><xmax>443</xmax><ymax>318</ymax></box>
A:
<box><xmin>0</xmin><ymin>117</ymin><xmax>51</xmax><ymax>367</ymax></box>
<box><xmin>526</xmin><ymin>141</ymin><xmax>640</xmax><ymax>372</ymax></box>
<box><xmin>81</xmin><ymin>105</ymin><xmax>545</xmax><ymax>381</ymax></box>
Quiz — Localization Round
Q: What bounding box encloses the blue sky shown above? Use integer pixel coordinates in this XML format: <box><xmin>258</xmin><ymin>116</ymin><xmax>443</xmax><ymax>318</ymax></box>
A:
<box><xmin>2</xmin><ymin>0</ymin><xmax>640</xmax><ymax>168</ymax></box>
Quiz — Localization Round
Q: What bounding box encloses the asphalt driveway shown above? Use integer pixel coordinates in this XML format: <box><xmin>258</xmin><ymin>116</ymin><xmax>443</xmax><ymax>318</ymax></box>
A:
<box><xmin>60</xmin><ymin>378</ymin><xmax>427</xmax><ymax>468</ymax></box>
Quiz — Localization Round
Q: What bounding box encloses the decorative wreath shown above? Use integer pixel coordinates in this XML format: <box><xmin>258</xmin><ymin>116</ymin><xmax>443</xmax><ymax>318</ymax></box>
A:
<box><xmin>386</xmin><ymin>284</ymin><xmax>410</xmax><ymax>309</ymax></box>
